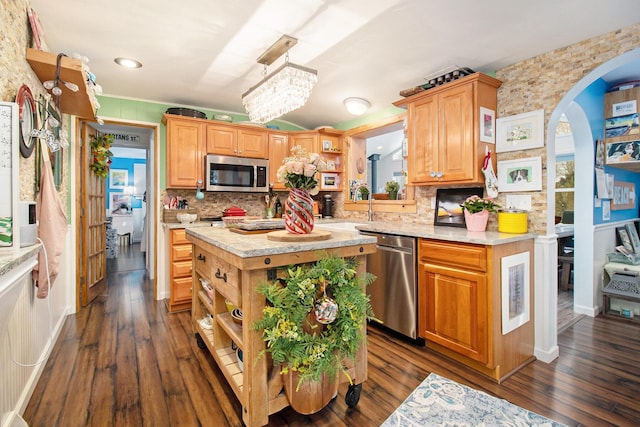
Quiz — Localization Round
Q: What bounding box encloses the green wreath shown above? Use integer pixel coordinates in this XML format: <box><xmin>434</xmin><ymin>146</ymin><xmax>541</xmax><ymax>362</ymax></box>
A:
<box><xmin>90</xmin><ymin>134</ymin><xmax>114</xmax><ymax>178</ymax></box>
<box><xmin>253</xmin><ymin>254</ymin><xmax>375</xmax><ymax>387</ymax></box>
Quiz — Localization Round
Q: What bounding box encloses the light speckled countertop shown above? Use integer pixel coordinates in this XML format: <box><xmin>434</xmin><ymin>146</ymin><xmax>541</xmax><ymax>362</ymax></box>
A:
<box><xmin>344</xmin><ymin>222</ymin><xmax>535</xmax><ymax>245</ymax></box>
<box><xmin>185</xmin><ymin>226</ymin><xmax>376</xmax><ymax>258</ymax></box>
<box><xmin>0</xmin><ymin>244</ymin><xmax>41</xmax><ymax>277</ymax></box>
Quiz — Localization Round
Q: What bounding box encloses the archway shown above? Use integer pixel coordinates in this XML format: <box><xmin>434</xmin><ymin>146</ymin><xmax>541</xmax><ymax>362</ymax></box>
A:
<box><xmin>543</xmin><ymin>48</ymin><xmax>640</xmax><ymax>354</ymax></box>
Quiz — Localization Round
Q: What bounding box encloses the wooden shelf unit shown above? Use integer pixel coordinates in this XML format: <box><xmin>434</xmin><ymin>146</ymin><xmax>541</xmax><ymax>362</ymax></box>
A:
<box><xmin>26</xmin><ymin>48</ymin><xmax>97</xmax><ymax>118</ymax></box>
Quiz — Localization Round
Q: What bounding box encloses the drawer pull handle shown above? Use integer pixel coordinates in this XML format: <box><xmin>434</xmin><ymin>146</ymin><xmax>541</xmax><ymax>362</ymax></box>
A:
<box><xmin>197</xmin><ymin>253</ymin><xmax>206</xmax><ymax>262</ymax></box>
<box><xmin>215</xmin><ymin>269</ymin><xmax>227</xmax><ymax>282</ymax></box>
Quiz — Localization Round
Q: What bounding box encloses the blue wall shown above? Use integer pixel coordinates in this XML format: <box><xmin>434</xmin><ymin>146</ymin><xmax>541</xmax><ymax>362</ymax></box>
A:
<box><xmin>107</xmin><ymin>157</ymin><xmax>146</xmax><ymax>212</ymax></box>
<box><xmin>576</xmin><ymin>79</ymin><xmax>640</xmax><ymax>224</ymax></box>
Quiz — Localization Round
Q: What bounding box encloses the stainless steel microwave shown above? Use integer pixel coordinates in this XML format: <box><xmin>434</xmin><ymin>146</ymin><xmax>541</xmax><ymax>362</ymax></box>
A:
<box><xmin>205</xmin><ymin>154</ymin><xmax>269</xmax><ymax>192</ymax></box>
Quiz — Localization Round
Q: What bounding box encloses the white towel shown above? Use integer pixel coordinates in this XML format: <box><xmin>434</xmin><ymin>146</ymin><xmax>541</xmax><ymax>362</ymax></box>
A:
<box><xmin>32</xmin><ymin>140</ymin><xmax>67</xmax><ymax>298</ymax></box>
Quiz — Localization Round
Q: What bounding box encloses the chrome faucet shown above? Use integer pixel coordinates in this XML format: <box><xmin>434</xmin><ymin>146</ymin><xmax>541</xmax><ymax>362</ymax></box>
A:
<box><xmin>353</xmin><ymin>184</ymin><xmax>374</xmax><ymax>221</ymax></box>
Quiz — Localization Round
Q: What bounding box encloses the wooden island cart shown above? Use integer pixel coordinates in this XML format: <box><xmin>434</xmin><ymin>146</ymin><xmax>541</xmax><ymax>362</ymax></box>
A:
<box><xmin>186</xmin><ymin>226</ymin><xmax>376</xmax><ymax>427</ymax></box>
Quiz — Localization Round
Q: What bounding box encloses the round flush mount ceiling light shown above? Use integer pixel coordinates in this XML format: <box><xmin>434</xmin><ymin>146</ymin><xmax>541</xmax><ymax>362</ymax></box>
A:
<box><xmin>114</xmin><ymin>57</ymin><xmax>142</xmax><ymax>69</ymax></box>
<box><xmin>343</xmin><ymin>97</ymin><xmax>370</xmax><ymax>116</ymax></box>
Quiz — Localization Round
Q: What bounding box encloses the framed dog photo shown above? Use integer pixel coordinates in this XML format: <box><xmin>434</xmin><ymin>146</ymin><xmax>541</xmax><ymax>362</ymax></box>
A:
<box><xmin>496</xmin><ymin>109</ymin><xmax>544</xmax><ymax>153</ymax></box>
<box><xmin>497</xmin><ymin>157</ymin><xmax>542</xmax><ymax>192</ymax></box>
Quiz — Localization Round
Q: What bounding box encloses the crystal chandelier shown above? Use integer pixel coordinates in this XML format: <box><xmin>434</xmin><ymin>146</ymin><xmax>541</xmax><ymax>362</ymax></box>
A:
<box><xmin>242</xmin><ymin>35</ymin><xmax>318</xmax><ymax>124</ymax></box>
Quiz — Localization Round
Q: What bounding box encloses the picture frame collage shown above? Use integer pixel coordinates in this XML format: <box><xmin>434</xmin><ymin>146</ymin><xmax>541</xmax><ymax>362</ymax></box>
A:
<box><xmin>495</xmin><ymin>109</ymin><xmax>544</xmax><ymax>193</ymax></box>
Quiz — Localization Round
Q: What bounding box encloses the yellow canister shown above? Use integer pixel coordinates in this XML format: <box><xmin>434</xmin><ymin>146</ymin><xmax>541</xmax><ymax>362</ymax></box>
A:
<box><xmin>498</xmin><ymin>209</ymin><xmax>528</xmax><ymax>233</ymax></box>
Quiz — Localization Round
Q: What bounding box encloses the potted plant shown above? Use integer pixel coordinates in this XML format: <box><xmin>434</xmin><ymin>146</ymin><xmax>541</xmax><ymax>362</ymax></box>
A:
<box><xmin>253</xmin><ymin>254</ymin><xmax>375</xmax><ymax>414</ymax></box>
<box><xmin>460</xmin><ymin>195</ymin><xmax>501</xmax><ymax>232</ymax></box>
<box><xmin>358</xmin><ymin>186</ymin><xmax>369</xmax><ymax>200</ymax></box>
<box><xmin>385</xmin><ymin>180</ymin><xmax>400</xmax><ymax>200</ymax></box>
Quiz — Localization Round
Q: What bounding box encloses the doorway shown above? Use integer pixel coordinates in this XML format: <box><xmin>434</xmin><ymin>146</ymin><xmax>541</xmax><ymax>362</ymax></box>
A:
<box><xmin>75</xmin><ymin>118</ymin><xmax>158</xmax><ymax>309</ymax></box>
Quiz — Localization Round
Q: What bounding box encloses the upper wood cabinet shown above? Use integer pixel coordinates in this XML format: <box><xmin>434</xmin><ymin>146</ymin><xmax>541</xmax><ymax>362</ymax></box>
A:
<box><xmin>206</xmin><ymin>123</ymin><xmax>268</xmax><ymax>158</ymax></box>
<box><xmin>268</xmin><ymin>133</ymin><xmax>289</xmax><ymax>190</ymax></box>
<box><xmin>164</xmin><ymin>115</ymin><xmax>205</xmax><ymax>189</ymax></box>
<box><xmin>394</xmin><ymin>73</ymin><xmax>501</xmax><ymax>185</ymax></box>
<box><xmin>289</xmin><ymin>131</ymin><xmax>318</xmax><ymax>153</ymax></box>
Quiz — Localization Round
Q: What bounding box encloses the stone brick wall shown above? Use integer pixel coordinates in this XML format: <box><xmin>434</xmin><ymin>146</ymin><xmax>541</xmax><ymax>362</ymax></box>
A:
<box><xmin>494</xmin><ymin>23</ymin><xmax>640</xmax><ymax>234</ymax></box>
<box><xmin>1</xmin><ymin>0</ymin><xmax>69</xmax><ymax>210</ymax></box>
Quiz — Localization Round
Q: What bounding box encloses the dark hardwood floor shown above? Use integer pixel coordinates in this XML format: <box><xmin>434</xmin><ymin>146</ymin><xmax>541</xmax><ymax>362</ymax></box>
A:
<box><xmin>23</xmin><ymin>246</ymin><xmax>640</xmax><ymax>426</ymax></box>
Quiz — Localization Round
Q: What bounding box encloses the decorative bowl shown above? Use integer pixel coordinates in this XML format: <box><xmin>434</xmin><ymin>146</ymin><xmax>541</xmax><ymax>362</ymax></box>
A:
<box><xmin>231</xmin><ymin>308</ymin><xmax>243</xmax><ymax>324</ymax></box>
<box><xmin>176</xmin><ymin>213</ymin><xmax>197</xmax><ymax>223</ymax></box>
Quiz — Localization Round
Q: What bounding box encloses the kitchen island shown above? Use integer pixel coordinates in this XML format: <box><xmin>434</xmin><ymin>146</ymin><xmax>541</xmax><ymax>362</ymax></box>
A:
<box><xmin>185</xmin><ymin>226</ymin><xmax>376</xmax><ymax>427</ymax></box>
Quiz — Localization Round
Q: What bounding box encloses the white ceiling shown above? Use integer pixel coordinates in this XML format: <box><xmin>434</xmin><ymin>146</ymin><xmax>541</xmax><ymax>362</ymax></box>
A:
<box><xmin>30</xmin><ymin>0</ymin><xmax>640</xmax><ymax>129</ymax></box>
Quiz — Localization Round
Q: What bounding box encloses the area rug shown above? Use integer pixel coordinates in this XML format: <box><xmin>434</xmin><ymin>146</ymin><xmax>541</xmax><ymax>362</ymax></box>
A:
<box><xmin>381</xmin><ymin>373</ymin><xmax>567</xmax><ymax>426</ymax></box>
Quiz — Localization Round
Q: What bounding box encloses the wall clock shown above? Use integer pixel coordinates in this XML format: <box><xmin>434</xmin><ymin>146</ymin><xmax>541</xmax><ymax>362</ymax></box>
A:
<box><xmin>17</xmin><ymin>84</ymin><xmax>37</xmax><ymax>158</ymax></box>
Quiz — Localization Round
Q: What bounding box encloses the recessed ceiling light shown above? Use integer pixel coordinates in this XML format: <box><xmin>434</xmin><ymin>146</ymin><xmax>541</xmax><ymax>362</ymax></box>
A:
<box><xmin>114</xmin><ymin>57</ymin><xmax>142</xmax><ymax>69</ymax></box>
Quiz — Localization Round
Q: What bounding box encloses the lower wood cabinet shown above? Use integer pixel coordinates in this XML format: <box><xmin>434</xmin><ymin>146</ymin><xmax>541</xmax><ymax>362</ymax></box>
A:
<box><xmin>167</xmin><ymin>228</ymin><xmax>193</xmax><ymax>312</ymax></box>
<box><xmin>418</xmin><ymin>237</ymin><xmax>534</xmax><ymax>382</ymax></box>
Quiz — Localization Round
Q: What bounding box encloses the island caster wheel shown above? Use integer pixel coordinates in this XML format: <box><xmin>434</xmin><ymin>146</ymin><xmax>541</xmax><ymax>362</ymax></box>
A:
<box><xmin>345</xmin><ymin>383</ymin><xmax>362</xmax><ymax>408</ymax></box>
<box><xmin>195</xmin><ymin>333</ymin><xmax>207</xmax><ymax>349</ymax></box>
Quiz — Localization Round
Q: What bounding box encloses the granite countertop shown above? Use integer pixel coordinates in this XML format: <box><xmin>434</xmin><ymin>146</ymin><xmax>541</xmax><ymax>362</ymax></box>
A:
<box><xmin>185</xmin><ymin>226</ymin><xmax>376</xmax><ymax>258</ymax></box>
<box><xmin>353</xmin><ymin>223</ymin><xmax>535</xmax><ymax>245</ymax></box>
<box><xmin>0</xmin><ymin>244</ymin><xmax>42</xmax><ymax>277</ymax></box>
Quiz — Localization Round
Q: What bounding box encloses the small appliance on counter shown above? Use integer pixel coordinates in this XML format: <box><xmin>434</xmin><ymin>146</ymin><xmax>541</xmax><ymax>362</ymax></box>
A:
<box><xmin>20</xmin><ymin>201</ymin><xmax>37</xmax><ymax>247</ymax></box>
<box><xmin>323</xmin><ymin>195</ymin><xmax>334</xmax><ymax>218</ymax></box>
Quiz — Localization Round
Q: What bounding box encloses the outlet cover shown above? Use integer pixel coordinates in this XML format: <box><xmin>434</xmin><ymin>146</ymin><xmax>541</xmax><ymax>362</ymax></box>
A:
<box><xmin>505</xmin><ymin>194</ymin><xmax>532</xmax><ymax>211</ymax></box>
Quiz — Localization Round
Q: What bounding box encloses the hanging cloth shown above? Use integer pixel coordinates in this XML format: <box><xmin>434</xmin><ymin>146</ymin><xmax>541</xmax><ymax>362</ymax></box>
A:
<box><xmin>482</xmin><ymin>150</ymin><xmax>499</xmax><ymax>199</ymax></box>
<box><xmin>32</xmin><ymin>139</ymin><xmax>68</xmax><ymax>298</ymax></box>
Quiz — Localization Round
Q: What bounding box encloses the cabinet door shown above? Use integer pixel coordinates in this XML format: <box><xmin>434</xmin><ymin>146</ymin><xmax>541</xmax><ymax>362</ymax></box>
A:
<box><xmin>438</xmin><ymin>83</ymin><xmax>475</xmax><ymax>182</ymax></box>
<box><xmin>238</xmin><ymin>128</ymin><xmax>268</xmax><ymax>158</ymax></box>
<box><xmin>166</xmin><ymin>119</ymin><xmax>204</xmax><ymax>188</ymax></box>
<box><xmin>289</xmin><ymin>132</ymin><xmax>318</xmax><ymax>154</ymax></box>
<box><xmin>269</xmin><ymin>133</ymin><xmax>289</xmax><ymax>190</ymax></box>
<box><xmin>206</xmin><ymin>124</ymin><xmax>237</xmax><ymax>156</ymax></box>
<box><xmin>418</xmin><ymin>262</ymin><xmax>488</xmax><ymax>364</ymax></box>
<box><xmin>408</xmin><ymin>95</ymin><xmax>438</xmax><ymax>183</ymax></box>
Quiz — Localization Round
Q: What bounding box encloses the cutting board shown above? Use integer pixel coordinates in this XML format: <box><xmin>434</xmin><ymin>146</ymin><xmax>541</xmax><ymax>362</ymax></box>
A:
<box><xmin>229</xmin><ymin>227</ymin><xmax>274</xmax><ymax>235</ymax></box>
<box><xmin>266</xmin><ymin>230</ymin><xmax>332</xmax><ymax>242</ymax></box>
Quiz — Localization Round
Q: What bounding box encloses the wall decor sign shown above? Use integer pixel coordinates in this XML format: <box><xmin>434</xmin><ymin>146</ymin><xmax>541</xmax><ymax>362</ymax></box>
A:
<box><xmin>479</xmin><ymin>107</ymin><xmax>495</xmax><ymax>144</ymax></box>
<box><xmin>497</xmin><ymin>157</ymin><xmax>542</xmax><ymax>192</ymax></box>
<box><xmin>495</xmin><ymin>109</ymin><xmax>544</xmax><ymax>153</ymax></box>
<box><xmin>109</xmin><ymin>169</ymin><xmax>128</xmax><ymax>189</ymax></box>
<box><xmin>501</xmin><ymin>251</ymin><xmax>530</xmax><ymax>335</ymax></box>
<box><xmin>612</xmin><ymin>99</ymin><xmax>637</xmax><ymax>117</ymax></box>
<box><xmin>611</xmin><ymin>181</ymin><xmax>636</xmax><ymax>210</ymax></box>
<box><xmin>0</xmin><ymin>102</ymin><xmax>19</xmax><ymax>247</ymax></box>
<box><xmin>605</xmin><ymin>140</ymin><xmax>640</xmax><ymax>164</ymax></box>
<box><xmin>605</xmin><ymin>113</ymin><xmax>639</xmax><ymax>138</ymax></box>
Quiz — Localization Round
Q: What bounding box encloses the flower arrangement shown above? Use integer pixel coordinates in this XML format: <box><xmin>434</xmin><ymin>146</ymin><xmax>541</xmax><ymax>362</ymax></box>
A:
<box><xmin>460</xmin><ymin>195</ymin><xmax>501</xmax><ymax>214</ymax></box>
<box><xmin>90</xmin><ymin>134</ymin><xmax>114</xmax><ymax>178</ymax></box>
<box><xmin>253</xmin><ymin>254</ymin><xmax>375</xmax><ymax>389</ymax></box>
<box><xmin>276</xmin><ymin>145</ymin><xmax>326</xmax><ymax>195</ymax></box>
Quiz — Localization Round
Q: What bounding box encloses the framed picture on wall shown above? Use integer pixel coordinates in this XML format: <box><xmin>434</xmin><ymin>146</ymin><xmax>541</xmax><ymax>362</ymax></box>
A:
<box><xmin>479</xmin><ymin>107</ymin><xmax>495</xmax><ymax>144</ymax></box>
<box><xmin>109</xmin><ymin>169</ymin><xmax>128</xmax><ymax>189</ymax></box>
<box><xmin>497</xmin><ymin>157</ymin><xmax>542</xmax><ymax>192</ymax></box>
<box><xmin>501</xmin><ymin>251</ymin><xmax>530</xmax><ymax>335</ymax></box>
<box><xmin>496</xmin><ymin>109</ymin><xmax>544</xmax><ymax>153</ymax></box>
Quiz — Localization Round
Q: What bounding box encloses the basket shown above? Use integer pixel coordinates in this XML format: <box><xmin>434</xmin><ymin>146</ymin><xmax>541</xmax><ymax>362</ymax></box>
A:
<box><xmin>163</xmin><ymin>208</ymin><xmax>198</xmax><ymax>223</ymax></box>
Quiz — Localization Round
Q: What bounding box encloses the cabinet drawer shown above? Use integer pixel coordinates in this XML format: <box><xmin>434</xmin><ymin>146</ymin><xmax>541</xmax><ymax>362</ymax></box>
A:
<box><xmin>172</xmin><ymin>243</ymin><xmax>193</xmax><ymax>261</ymax></box>
<box><xmin>193</xmin><ymin>246</ymin><xmax>241</xmax><ymax>307</ymax></box>
<box><xmin>171</xmin><ymin>276</ymin><xmax>193</xmax><ymax>303</ymax></box>
<box><xmin>171</xmin><ymin>228</ymin><xmax>189</xmax><ymax>245</ymax></box>
<box><xmin>419</xmin><ymin>239</ymin><xmax>486</xmax><ymax>271</ymax></box>
<box><xmin>172</xmin><ymin>260</ymin><xmax>192</xmax><ymax>278</ymax></box>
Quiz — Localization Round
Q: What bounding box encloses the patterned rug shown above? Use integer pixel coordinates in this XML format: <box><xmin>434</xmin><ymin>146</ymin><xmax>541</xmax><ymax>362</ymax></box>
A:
<box><xmin>381</xmin><ymin>373</ymin><xmax>567</xmax><ymax>426</ymax></box>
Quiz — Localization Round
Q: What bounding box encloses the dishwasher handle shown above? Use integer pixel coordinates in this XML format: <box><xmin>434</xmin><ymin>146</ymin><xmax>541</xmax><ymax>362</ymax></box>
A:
<box><xmin>376</xmin><ymin>244</ymin><xmax>413</xmax><ymax>255</ymax></box>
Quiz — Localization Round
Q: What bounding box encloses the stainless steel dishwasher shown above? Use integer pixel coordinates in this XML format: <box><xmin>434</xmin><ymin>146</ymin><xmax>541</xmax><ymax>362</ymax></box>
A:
<box><xmin>361</xmin><ymin>231</ymin><xmax>418</xmax><ymax>339</ymax></box>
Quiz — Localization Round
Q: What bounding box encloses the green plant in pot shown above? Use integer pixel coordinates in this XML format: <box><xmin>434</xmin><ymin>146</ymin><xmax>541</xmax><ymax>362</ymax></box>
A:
<box><xmin>253</xmin><ymin>254</ymin><xmax>375</xmax><ymax>414</ymax></box>
<box><xmin>358</xmin><ymin>186</ymin><xmax>369</xmax><ymax>200</ymax></box>
<box><xmin>385</xmin><ymin>180</ymin><xmax>400</xmax><ymax>200</ymax></box>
